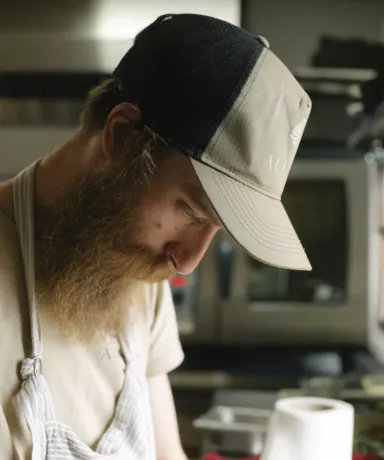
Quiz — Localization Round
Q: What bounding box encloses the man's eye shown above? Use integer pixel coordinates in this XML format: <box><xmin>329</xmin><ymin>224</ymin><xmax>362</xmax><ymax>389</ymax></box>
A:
<box><xmin>183</xmin><ymin>204</ymin><xmax>200</xmax><ymax>222</ymax></box>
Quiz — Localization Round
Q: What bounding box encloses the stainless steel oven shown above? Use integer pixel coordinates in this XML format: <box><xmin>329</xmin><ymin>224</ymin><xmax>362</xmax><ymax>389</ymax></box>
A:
<box><xmin>171</xmin><ymin>240</ymin><xmax>220</xmax><ymax>344</ymax></box>
<box><xmin>212</xmin><ymin>157</ymin><xmax>384</xmax><ymax>353</ymax></box>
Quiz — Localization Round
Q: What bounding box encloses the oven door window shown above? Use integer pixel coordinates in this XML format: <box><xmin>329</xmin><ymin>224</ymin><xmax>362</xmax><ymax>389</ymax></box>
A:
<box><xmin>248</xmin><ymin>180</ymin><xmax>347</xmax><ymax>304</ymax></box>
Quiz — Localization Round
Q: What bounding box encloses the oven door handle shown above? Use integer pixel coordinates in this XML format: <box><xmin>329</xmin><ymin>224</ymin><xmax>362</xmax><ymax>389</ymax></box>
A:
<box><xmin>217</xmin><ymin>240</ymin><xmax>235</xmax><ymax>300</ymax></box>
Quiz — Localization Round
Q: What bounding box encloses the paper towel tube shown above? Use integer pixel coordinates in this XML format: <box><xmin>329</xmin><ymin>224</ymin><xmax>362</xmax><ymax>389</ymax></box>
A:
<box><xmin>261</xmin><ymin>397</ymin><xmax>354</xmax><ymax>460</ymax></box>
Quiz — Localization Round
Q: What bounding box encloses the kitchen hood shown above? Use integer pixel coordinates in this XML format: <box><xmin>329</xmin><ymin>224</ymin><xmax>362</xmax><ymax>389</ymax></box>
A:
<box><xmin>0</xmin><ymin>0</ymin><xmax>241</xmax><ymax>73</ymax></box>
<box><xmin>0</xmin><ymin>0</ymin><xmax>241</xmax><ymax>175</ymax></box>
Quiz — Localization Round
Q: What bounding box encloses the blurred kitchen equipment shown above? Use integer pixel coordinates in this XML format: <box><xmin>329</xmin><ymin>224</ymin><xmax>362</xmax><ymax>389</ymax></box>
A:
<box><xmin>194</xmin><ymin>406</ymin><xmax>271</xmax><ymax>457</ymax></box>
<box><xmin>0</xmin><ymin>1</ymin><xmax>240</xmax><ymax>73</ymax></box>
<box><xmin>193</xmin><ymin>390</ymin><xmax>276</xmax><ymax>458</ymax></box>
<box><xmin>169</xmin><ymin>246</ymin><xmax>219</xmax><ymax>344</ymax></box>
<box><xmin>300</xmin><ymin>376</ymin><xmax>345</xmax><ymax>399</ymax></box>
<box><xmin>292</xmin><ymin>35</ymin><xmax>384</xmax><ymax>147</ymax></box>
<box><xmin>294</xmin><ymin>66</ymin><xmax>376</xmax><ymax>145</ymax></box>
<box><xmin>216</xmin><ymin>156</ymin><xmax>384</xmax><ymax>366</ymax></box>
<box><xmin>278</xmin><ymin>380</ymin><xmax>384</xmax><ymax>412</ymax></box>
<box><xmin>347</xmin><ymin>100</ymin><xmax>384</xmax><ymax>151</ymax></box>
<box><xmin>361</xmin><ymin>375</ymin><xmax>384</xmax><ymax>397</ymax></box>
<box><xmin>311</xmin><ymin>36</ymin><xmax>384</xmax><ymax>117</ymax></box>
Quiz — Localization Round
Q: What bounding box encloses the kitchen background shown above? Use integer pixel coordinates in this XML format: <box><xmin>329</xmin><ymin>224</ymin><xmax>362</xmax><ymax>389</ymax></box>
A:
<box><xmin>1</xmin><ymin>0</ymin><xmax>384</xmax><ymax>458</ymax></box>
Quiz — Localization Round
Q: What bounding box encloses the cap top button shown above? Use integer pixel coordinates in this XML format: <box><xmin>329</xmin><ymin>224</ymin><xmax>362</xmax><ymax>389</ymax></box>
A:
<box><xmin>257</xmin><ymin>35</ymin><xmax>270</xmax><ymax>49</ymax></box>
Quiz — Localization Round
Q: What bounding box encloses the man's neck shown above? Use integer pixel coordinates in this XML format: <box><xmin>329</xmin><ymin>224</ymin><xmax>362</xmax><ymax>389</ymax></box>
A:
<box><xmin>0</xmin><ymin>127</ymin><xmax>96</xmax><ymax>224</ymax></box>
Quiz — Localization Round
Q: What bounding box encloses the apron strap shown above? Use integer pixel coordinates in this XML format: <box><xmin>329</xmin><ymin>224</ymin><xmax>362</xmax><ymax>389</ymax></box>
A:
<box><xmin>13</xmin><ymin>162</ymin><xmax>42</xmax><ymax>359</ymax></box>
<box><xmin>378</xmin><ymin>163</ymin><xmax>384</xmax><ymax>326</ymax></box>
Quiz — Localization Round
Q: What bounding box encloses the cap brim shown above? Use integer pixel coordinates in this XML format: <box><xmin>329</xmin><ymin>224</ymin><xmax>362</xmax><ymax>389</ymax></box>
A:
<box><xmin>190</xmin><ymin>158</ymin><xmax>312</xmax><ymax>271</ymax></box>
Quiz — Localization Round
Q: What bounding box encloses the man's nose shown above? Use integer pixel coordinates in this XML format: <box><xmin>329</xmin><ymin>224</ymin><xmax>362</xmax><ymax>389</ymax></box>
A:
<box><xmin>164</xmin><ymin>228</ymin><xmax>217</xmax><ymax>275</ymax></box>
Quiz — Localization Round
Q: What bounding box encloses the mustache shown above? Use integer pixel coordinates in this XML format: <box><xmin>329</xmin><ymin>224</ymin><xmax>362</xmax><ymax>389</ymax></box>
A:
<box><xmin>102</xmin><ymin>244</ymin><xmax>177</xmax><ymax>283</ymax></box>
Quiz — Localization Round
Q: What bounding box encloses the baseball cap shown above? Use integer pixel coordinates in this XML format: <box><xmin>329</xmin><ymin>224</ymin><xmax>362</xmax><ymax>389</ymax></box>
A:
<box><xmin>113</xmin><ymin>13</ymin><xmax>312</xmax><ymax>271</ymax></box>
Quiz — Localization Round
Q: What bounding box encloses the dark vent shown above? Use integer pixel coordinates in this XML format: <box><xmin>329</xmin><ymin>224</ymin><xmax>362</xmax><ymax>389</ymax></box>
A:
<box><xmin>0</xmin><ymin>72</ymin><xmax>110</xmax><ymax>99</ymax></box>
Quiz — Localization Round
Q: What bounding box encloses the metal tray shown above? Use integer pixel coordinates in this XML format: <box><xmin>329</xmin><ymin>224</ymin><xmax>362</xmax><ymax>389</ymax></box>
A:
<box><xmin>193</xmin><ymin>405</ymin><xmax>271</xmax><ymax>433</ymax></box>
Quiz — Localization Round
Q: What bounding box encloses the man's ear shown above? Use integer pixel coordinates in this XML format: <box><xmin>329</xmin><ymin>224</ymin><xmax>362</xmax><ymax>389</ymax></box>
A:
<box><xmin>102</xmin><ymin>103</ymin><xmax>143</xmax><ymax>163</ymax></box>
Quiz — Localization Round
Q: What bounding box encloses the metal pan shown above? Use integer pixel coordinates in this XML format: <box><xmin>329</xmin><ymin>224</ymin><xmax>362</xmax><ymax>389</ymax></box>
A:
<box><xmin>193</xmin><ymin>405</ymin><xmax>271</xmax><ymax>433</ymax></box>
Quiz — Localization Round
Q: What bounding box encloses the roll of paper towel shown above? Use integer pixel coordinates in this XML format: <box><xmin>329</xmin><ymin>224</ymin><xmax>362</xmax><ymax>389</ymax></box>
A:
<box><xmin>261</xmin><ymin>397</ymin><xmax>354</xmax><ymax>460</ymax></box>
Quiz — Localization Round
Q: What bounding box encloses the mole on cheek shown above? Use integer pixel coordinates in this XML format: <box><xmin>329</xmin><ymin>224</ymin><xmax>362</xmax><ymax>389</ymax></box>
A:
<box><xmin>156</xmin><ymin>222</ymin><xmax>162</xmax><ymax>229</ymax></box>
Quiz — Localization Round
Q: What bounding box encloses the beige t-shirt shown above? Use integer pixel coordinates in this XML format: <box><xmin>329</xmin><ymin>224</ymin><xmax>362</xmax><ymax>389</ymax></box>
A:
<box><xmin>0</xmin><ymin>212</ymin><xmax>184</xmax><ymax>459</ymax></box>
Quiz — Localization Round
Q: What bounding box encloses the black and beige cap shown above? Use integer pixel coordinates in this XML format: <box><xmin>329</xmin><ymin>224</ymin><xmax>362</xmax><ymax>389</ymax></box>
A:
<box><xmin>113</xmin><ymin>13</ymin><xmax>312</xmax><ymax>271</ymax></box>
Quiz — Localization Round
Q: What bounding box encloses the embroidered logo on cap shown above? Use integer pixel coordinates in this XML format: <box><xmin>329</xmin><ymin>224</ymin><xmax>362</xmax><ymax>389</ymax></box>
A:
<box><xmin>266</xmin><ymin>155</ymin><xmax>288</xmax><ymax>173</ymax></box>
<box><xmin>290</xmin><ymin>118</ymin><xmax>307</xmax><ymax>147</ymax></box>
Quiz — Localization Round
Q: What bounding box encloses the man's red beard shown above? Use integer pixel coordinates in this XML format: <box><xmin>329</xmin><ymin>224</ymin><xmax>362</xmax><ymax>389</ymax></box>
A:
<box><xmin>34</xmin><ymin>159</ymin><xmax>176</xmax><ymax>341</ymax></box>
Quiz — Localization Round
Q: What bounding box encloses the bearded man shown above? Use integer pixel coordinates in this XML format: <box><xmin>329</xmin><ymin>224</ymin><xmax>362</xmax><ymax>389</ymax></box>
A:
<box><xmin>0</xmin><ymin>13</ymin><xmax>311</xmax><ymax>460</ymax></box>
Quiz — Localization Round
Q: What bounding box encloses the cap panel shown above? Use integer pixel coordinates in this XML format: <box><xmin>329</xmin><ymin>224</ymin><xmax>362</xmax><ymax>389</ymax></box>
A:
<box><xmin>199</xmin><ymin>49</ymin><xmax>312</xmax><ymax>199</ymax></box>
